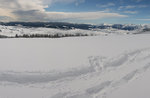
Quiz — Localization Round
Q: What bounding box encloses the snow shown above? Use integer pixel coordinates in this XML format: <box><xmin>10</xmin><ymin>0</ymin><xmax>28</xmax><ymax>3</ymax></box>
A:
<box><xmin>107</xmin><ymin>70</ymin><xmax>150</xmax><ymax>98</ymax></box>
<box><xmin>0</xmin><ymin>29</ymin><xmax>150</xmax><ymax>98</ymax></box>
<box><xmin>0</xmin><ymin>25</ymin><xmax>106</xmax><ymax>37</ymax></box>
<box><xmin>0</xmin><ymin>25</ymin><xmax>143</xmax><ymax>37</ymax></box>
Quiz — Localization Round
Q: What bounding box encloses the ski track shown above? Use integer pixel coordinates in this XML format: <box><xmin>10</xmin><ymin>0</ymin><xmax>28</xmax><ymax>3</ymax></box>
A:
<box><xmin>1</xmin><ymin>48</ymin><xmax>150</xmax><ymax>98</ymax></box>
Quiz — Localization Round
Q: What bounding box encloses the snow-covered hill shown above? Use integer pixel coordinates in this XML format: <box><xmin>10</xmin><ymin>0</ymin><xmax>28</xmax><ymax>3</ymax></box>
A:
<box><xmin>0</xmin><ymin>24</ymin><xmax>150</xmax><ymax>38</ymax></box>
<box><xmin>0</xmin><ymin>25</ymin><xmax>105</xmax><ymax>37</ymax></box>
<box><xmin>0</xmin><ymin>34</ymin><xmax>150</xmax><ymax>98</ymax></box>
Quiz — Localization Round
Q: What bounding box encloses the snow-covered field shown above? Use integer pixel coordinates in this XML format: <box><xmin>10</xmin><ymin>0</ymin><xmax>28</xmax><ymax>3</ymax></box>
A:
<box><xmin>0</xmin><ymin>32</ymin><xmax>150</xmax><ymax>98</ymax></box>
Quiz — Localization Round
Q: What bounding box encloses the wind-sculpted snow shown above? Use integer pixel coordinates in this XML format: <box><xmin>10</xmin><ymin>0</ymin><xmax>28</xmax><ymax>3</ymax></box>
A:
<box><xmin>0</xmin><ymin>66</ymin><xmax>95</xmax><ymax>84</ymax></box>
<box><xmin>0</xmin><ymin>48</ymin><xmax>150</xmax><ymax>98</ymax></box>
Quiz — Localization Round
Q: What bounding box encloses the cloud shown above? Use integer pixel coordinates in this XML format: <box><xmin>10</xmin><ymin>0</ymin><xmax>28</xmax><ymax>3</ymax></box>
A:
<box><xmin>47</xmin><ymin>11</ymin><xmax>127</xmax><ymax>20</ymax></box>
<box><xmin>13</xmin><ymin>10</ymin><xmax>127</xmax><ymax>22</ymax></box>
<box><xmin>0</xmin><ymin>0</ymin><xmax>127</xmax><ymax>22</ymax></box>
<box><xmin>137</xmin><ymin>19</ymin><xmax>150</xmax><ymax>21</ymax></box>
<box><xmin>44</xmin><ymin>0</ymin><xmax>85</xmax><ymax>6</ymax></box>
<box><xmin>124</xmin><ymin>11</ymin><xmax>138</xmax><ymax>14</ymax></box>
<box><xmin>96</xmin><ymin>3</ymin><xmax>115</xmax><ymax>8</ymax></box>
<box><xmin>118</xmin><ymin>5</ymin><xmax>147</xmax><ymax>10</ymax></box>
<box><xmin>0</xmin><ymin>16</ymin><xmax>13</xmax><ymax>21</ymax></box>
<box><xmin>133</xmin><ymin>0</ymin><xmax>143</xmax><ymax>2</ymax></box>
<box><xmin>75</xmin><ymin>0</ymin><xmax>85</xmax><ymax>6</ymax></box>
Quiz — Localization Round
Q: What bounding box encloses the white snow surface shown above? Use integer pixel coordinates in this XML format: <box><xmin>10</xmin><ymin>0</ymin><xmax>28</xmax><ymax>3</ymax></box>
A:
<box><xmin>0</xmin><ymin>33</ymin><xmax>150</xmax><ymax>98</ymax></box>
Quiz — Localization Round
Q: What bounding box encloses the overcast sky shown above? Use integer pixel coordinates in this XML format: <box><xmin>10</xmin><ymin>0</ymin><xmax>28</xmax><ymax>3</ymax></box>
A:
<box><xmin>0</xmin><ymin>0</ymin><xmax>150</xmax><ymax>24</ymax></box>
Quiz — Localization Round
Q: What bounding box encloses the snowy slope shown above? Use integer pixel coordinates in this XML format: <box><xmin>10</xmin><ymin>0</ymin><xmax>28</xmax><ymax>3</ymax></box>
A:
<box><xmin>0</xmin><ymin>25</ymin><xmax>149</xmax><ymax>37</ymax></box>
<box><xmin>0</xmin><ymin>34</ymin><xmax>150</xmax><ymax>98</ymax></box>
<box><xmin>0</xmin><ymin>25</ymin><xmax>106</xmax><ymax>37</ymax></box>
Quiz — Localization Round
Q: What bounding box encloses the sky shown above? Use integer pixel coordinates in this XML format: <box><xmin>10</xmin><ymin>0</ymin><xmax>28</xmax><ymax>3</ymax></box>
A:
<box><xmin>0</xmin><ymin>0</ymin><xmax>150</xmax><ymax>24</ymax></box>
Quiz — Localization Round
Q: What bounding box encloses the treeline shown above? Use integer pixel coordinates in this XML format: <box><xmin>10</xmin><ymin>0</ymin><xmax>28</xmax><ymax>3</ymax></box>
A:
<box><xmin>143</xmin><ymin>28</ymin><xmax>150</xmax><ymax>32</ymax></box>
<box><xmin>15</xmin><ymin>33</ymin><xmax>91</xmax><ymax>38</ymax></box>
<box><xmin>0</xmin><ymin>35</ymin><xmax>8</xmax><ymax>38</ymax></box>
<box><xmin>0</xmin><ymin>33</ymin><xmax>95</xmax><ymax>39</ymax></box>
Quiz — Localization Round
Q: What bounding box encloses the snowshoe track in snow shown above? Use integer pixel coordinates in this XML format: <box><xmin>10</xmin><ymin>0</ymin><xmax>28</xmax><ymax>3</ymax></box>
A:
<box><xmin>1</xmin><ymin>47</ymin><xmax>150</xmax><ymax>98</ymax></box>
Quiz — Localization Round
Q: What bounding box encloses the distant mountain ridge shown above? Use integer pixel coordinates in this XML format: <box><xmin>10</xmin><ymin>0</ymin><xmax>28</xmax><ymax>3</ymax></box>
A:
<box><xmin>0</xmin><ymin>22</ymin><xmax>149</xmax><ymax>31</ymax></box>
<box><xmin>0</xmin><ymin>22</ymin><xmax>150</xmax><ymax>38</ymax></box>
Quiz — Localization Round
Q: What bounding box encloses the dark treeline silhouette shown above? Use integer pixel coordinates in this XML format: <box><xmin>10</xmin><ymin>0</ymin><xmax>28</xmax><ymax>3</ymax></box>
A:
<box><xmin>14</xmin><ymin>33</ymin><xmax>90</xmax><ymax>38</ymax></box>
<box><xmin>0</xmin><ymin>33</ymin><xmax>91</xmax><ymax>38</ymax></box>
<box><xmin>143</xmin><ymin>28</ymin><xmax>150</xmax><ymax>32</ymax></box>
<box><xmin>0</xmin><ymin>35</ymin><xmax>8</xmax><ymax>38</ymax></box>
